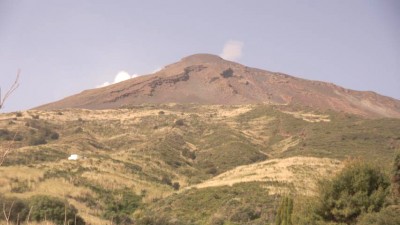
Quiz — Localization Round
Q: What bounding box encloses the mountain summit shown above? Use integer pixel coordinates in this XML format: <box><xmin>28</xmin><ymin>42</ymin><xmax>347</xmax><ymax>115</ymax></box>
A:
<box><xmin>36</xmin><ymin>54</ymin><xmax>400</xmax><ymax>118</ymax></box>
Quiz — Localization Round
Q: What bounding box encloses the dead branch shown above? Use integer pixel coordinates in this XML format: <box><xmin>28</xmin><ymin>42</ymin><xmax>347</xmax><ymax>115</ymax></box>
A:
<box><xmin>0</xmin><ymin>70</ymin><xmax>20</xmax><ymax>167</ymax></box>
<box><xmin>0</xmin><ymin>70</ymin><xmax>20</xmax><ymax>110</ymax></box>
<box><xmin>25</xmin><ymin>206</ymin><xmax>33</xmax><ymax>224</ymax></box>
<box><xmin>0</xmin><ymin>132</ymin><xmax>18</xmax><ymax>166</ymax></box>
<box><xmin>3</xmin><ymin>200</ymin><xmax>15</xmax><ymax>225</ymax></box>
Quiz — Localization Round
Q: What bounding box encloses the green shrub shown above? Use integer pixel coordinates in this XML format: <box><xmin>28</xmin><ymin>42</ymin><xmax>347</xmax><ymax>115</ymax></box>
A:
<box><xmin>103</xmin><ymin>190</ymin><xmax>141</xmax><ymax>224</ymax></box>
<box><xmin>0</xmin><ymin>195</ymin><xmax>30</xmax><ymax>223</ymax></box>
<box><xmin>221</xmin><ymin>68</ymin><xmax>234</xmax><ymax>78</ymax></box>
<box><xmin>315</xmin><ymin>162</ymin><xmax>390</xmax><ymax>224</ymax></box>
<box><xmin>230</xmin><ymin>205</ymin><xmax>261</xmax><ymax>222</ymax></box>
<box><xmin>29</xmin><ymin>136</ymin><xmax>47</xmax><ymax>146</ymax></box>
<box><xmin>29</xmin><ymin>195</ymin><xmax>85</xmax><ymax>225</ymax></box>
<box><xmin>207</xmin><ymin>167</ymin><xmax>218</xmax><ymax>175</ymax></box>
<box><xmin>174</xmin><ymin>119</ymin><xmax>184</xmax><ymax>126</ymax></box>
<box><xmin>356</xmin><ymin>206</ymin><xmax>400</xmax><ymax>225</ymax></box>
<box><xmin>50</xmin><ymin>131</ymin><xmax>60</xmax><ymax>140</ymax></box>
<box><xmin>0</xmin><ymin>129</ymin><xmax>12</xmax><ymax>140</ymax></box>
<box><xmin>135</xmin><ymin>214</ymin><xmax>182</xmax><ymax>225</ymax></box>
<box><xmin>392</xmin><ymin>152</ymin><xmax>400</xmax><ymax>200</ymax></box>
<box><xmin>161</xmin><ymin>176</ymin><xmax>172</xmax><ymax>186</ymax></box>
<box><xmin>14</xmin><ymin>134</ymin><xmax>23</xmax><ymax>141</ymax></box>
<box><xmin>172</xmin><ymin>182</ymin><xmax>180</xmax><ymax>190</ymax></box>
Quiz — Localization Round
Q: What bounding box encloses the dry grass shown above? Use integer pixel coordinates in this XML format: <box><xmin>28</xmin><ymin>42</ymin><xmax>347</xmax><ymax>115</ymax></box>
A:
<box><xmin>282</xmin><ymin>111</ymin><xmax>331</xmax><ymax>122</ymax></box>
<box><xmin>271</xmin><ymin>136</ymin><xmax>300</xmax><ymax>153</ymax></box>
<box><xmin>193</xmin><ymin>156</ymin><xmax>343</xmax><ymax>195</ymax></box>
<box><xmin>1</xmin><ymin>104</ymin><xmax>397</xmax><ymax>224</ymax></box>
<box><xmin>0</xmin><ymin>222</ymin><xmax>57</xmax><ymax>225</ymax></box>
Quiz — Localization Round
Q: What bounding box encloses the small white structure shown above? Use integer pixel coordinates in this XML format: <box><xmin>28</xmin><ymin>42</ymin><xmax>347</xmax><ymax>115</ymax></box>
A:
<box><xmin>68</xmin><ymin>154</ymin><xmax>79</xmax><ymax>160</ymax></box>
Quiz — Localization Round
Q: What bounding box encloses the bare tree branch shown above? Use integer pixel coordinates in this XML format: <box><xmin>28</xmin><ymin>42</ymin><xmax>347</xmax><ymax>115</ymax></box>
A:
<box><xmin>25</xmin><ymin>206</ymin><xmax>33</xmax><ymax>224</ymax></box>
<box><xmin>3</xmin><ymin>200</ymin><xmax>15</xmax><ymax>225</ymax></box>
<box><xmin>0</xmin><ymin>70</ymin><xmax>20</xmax><ymax>110</ymax></box>
<box><xmin>0</xmin><ymin>70</ymin><xmax>20</xmax><ymax>167</ymax></box>
<box><xmin>0</xmin><ymin>132</ymin><xmax>18</xmax><ymax>166</ymax></box>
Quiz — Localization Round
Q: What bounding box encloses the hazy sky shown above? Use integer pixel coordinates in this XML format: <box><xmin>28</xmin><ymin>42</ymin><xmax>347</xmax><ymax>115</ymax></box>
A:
<box><xmin>1</xmin><ymin>0</ymin><xmax>399</xmax><ymax>112</ymax></box>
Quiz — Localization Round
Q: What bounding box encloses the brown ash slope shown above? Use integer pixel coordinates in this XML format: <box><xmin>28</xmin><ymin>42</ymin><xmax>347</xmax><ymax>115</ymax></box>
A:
<box><xmin>36</xmin><ymin>54</ymin><xmax>400</xmax><ymax>118</ymax></box>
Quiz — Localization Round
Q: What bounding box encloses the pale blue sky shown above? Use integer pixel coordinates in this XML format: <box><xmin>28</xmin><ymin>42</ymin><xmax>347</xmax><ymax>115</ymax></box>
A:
<box><xmin>1</xmin><ymin>0</ymin><xmax>399</xmax><ymax>112</ymax></box>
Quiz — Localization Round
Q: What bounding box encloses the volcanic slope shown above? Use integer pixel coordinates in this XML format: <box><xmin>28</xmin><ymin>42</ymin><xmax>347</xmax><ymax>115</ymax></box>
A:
<box><xmin>1</xmin><ymin>105</ymin><xmax>400</xmax><ymax>224</ymax></box>
<box><xmin>36</xmin><ymin>54</ymin><xmax>400</xmax><ymax>118</ymax></box>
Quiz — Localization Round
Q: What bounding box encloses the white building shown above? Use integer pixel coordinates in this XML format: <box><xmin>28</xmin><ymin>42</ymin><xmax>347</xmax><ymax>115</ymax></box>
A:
<box><xmin>68</xmin><ymin>154</ymin><xmax>79</xmax><ymax>160</ymax></box>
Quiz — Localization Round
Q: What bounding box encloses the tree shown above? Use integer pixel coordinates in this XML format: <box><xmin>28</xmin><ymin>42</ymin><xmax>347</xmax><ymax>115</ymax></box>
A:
<box><xmin>0</xmin><ymin>71</ymin><xmax>20</xmax><ymax>166</ymax></box>
<box><xmin>0</xmin><ymin>70</ymin><xmax>20</xmax><ymax>110</ymax></box>
<box><xmin>315</xmin><ymin>161</ymin><xmax>390</xmax><ymax>224</ymax></box>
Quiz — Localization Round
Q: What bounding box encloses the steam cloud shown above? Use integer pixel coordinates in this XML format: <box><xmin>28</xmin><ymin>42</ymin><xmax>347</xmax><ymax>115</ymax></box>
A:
<box><xmin>96</xmin><ymin>71</ymin><xmax>138</xmax><ymax>88</ymax></box>
<box><xmin>220</xmin><ymin>40</ymin><xmax>243</xmax><ymax>61</ymax></box>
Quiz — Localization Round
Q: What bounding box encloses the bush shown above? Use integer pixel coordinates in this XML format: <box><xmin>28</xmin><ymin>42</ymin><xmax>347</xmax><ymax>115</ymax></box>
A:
<box><xmin>174</xmin><ymin>119</ymin><xmax>185</xmax><ymax>126</ymax></box>
<box><xmin>207</xmin><ymin>167</ymin><xmax>218</xmax><ymax>175</ymax></box>
<box><xmin>230</xmin><ymin>206</ymin><xmax>261</xmax><ymax>222</ymax></box>
<box><xmin>314</xmin><ymin>162</ymin><xmax>390</xmax><ymax>224</ymax></box>
<box><xmin>392</xmin><ymin>152</ymin><xmax>400</xmax><ymax>200</ymax></box>
<box><xmin>356</xmin><ymin>206</ymin><xmax>400</xmax><ymax>225</ymax></box>
<box><xmin>103</xmin><ymin>190</ymin><xmax>141</xmax><ymax>224</ymax></box>
<box><xmin>221</xmin><ymin>68</ymin><xmax>234</xmax><ymax>78</ymax></box>
<box><xmin>0</xmin><ymin>195</ymin><xmax>30</xmax><ymax>223</ymax></box>
<box><xmin>29</xmin><ymin>195</ymin><xmax>85</xmax><ymax>225</ymax></box>
<box><xmin>172</xmin><ymin>182</ymin><xmax>180</xmax><ymax>191</ymax></box>
<box><xmin>0</xmin><ymin>129</ymin><xmax>12</xmax><ymax>140</ymax></box>
<box><xmin>50</xmin><ymin>132</ymin><xmax>60</xmax><ymax>140</ymax></box>
<box><xmin>135</xmin><ymin>214</ymin><xmax>182</xmax><ymax>225</ymax></box>
<box><xmin>161</xmin><ymin>176</ymin><xmax>172</xmax><ymax>186</ymax></box>
<box><xmin>14</xmin><ymin>134</ymin><xmax>23</xmax><ymax>141</ymax></box>
<box><xmin>75</xmin><ymin>127</ymin><xmax>84</xmax><ymax>133</ymax></box>
<box><xmin>29</xmin><ymin>136</ymin><xmax>47</xmax><ymax>146</ymax></box>
<box><xmin>182</xmin><ymin>148</ymin><xmax>196</xmax><ymax>160</ymax></box>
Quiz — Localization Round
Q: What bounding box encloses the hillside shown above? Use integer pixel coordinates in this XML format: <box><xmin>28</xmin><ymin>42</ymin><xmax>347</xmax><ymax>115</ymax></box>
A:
<box><xmin>36</xmin><ymin>54</ymin><xmax>400</xmax><ymax>118</ymax></box>
<box><xmin>1</xmin><ymin>104</ymin><xmax>400</xmax><ymax>224</ymax></box>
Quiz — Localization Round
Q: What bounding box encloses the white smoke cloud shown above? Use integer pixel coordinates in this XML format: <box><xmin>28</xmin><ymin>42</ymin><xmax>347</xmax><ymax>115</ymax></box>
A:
<box><xmin>97</xmin><ymin>82</ymin><xmax>110</xmax><ymax>88</ymax></box>
<box><xmin>96</xmin><ymin>71</ymin><xmax>138</xmax><ymax>88</ymax></box>
<box><xmin>152</xmin><ymin>67</ymin><xmax>162</xmax><ymax>74</ymax></box>
<box><xmin>220</xmin><ymin>40</ymin><xmax>243</xmax><ymax>61</ymax></box>
<box><xmin>114</xmin><ymin>71</ymin><xmax>131</xmax><ymax>83</ymax></box>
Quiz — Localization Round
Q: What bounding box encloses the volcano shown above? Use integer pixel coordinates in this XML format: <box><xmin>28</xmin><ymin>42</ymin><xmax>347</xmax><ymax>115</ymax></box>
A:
<box><xmin>36</xmin><ymin>54</ymin><xmax>400</xmax><ymax>118</ymax></box>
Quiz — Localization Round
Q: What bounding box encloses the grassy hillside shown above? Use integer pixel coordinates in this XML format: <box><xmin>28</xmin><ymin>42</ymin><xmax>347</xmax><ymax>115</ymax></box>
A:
<box><xmin>0</xmin><ymin>104</ymin><xmax>399</xmax><ymax>224</ymax></box>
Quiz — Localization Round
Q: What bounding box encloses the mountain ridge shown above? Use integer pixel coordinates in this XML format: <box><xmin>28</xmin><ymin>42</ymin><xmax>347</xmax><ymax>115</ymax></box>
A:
<box><xmin>36</xmin><ymin>53</ymin><xmax>400</xmax><ymax>118</ymax></box>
